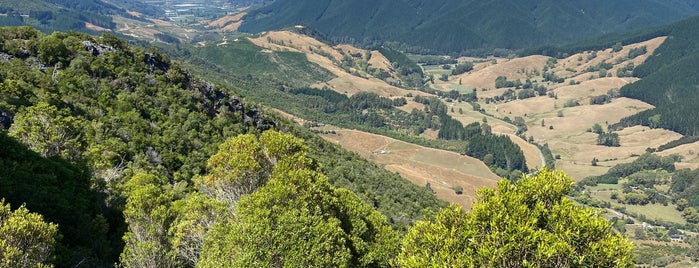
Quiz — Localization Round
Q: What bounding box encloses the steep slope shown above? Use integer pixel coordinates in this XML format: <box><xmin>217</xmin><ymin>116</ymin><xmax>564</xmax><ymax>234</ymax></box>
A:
<box><xmin>0</xmin><ymin>26</ymin><xmax>446</xmax><ymax>266</ymax></box>
<box><xmin>0</xmin><ymin>0</ymin><xmax>159</xmax><ymax>33</ymax></box>
<box><xmin>616</xmin><ymin>15</ymin><xmax>699</xmax><ymax>135</ymax></box>
<box><xmin>239</xmin><ymin>0</ymin><xmax>699</xmax><ymax>53</ymax></box>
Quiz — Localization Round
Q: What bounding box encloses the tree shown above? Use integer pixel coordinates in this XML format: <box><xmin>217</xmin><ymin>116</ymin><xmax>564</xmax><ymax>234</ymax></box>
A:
<box><xmin>199</xmin><ymin>136</ymin><xmax>399</xmax><ymax>267</ymax></box>
<box><xmin>37</xmin><ymin>33</ymin><xmax>71</xmax><ymax>66</ymax></box>
<box><xmin>9</xmin><ymin>102</ymin><xmax>84</xmax><ymax>160</ymax></box>
<box><xmin>451</xmin><ymin>62</ymin><xmax>474</xmax><ymax>75</ymax></box>
<box><xmin>200</xmin><ymin>131</ymin><xmax>295</xmax><ymax>206</ymax></box>
<box><xmin>398</xmin><ymin>169</ymin><xmax>634</xmax><ymax>267</ymax></box>
<box><xmin>612</xmin><ymin>42</ymin><xmax>623</xmax><ymax>52</ymax></box>
<box><xmin>169</xmin><ymin>193</ymin><xmax>228</xmax><ymax>266</ymax></box>
<box><xmin>676</xmin><ymin>198</ymin><xmax>689</xmax><ymax>211</ymax></box>
<box><xmin>120</xmin><ymin>173</ymin><xmax>177</xmax><ymax>268</ymax></box>
<box><xmin>592</xmin><ymin>123</ymin><xmax>604</xmax><ymax>134</ymax></box>
<box><xmin>0</xmin><ymin>199</ymin><xmax>59</xmax><ymax>268</ymax></box>
<box><xmin>597</xmin><ymin>131</ymin><xmax>620</xmax><ymax>147</ymax></box>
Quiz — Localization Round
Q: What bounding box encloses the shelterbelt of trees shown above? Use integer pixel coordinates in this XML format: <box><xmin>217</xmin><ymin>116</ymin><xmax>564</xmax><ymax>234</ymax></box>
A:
<box><xmin>0</xmin><ymin>26</ymin><xmax>632</xmax><ymax>267</ymax></box>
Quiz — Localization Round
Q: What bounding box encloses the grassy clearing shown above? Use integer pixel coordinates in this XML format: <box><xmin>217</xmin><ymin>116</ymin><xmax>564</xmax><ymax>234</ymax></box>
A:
<box><xmin>591</xmin><ymin>191</ymin><xmax>686</xmax><ymax>225</ymax></box>
<box><xmin>319</xmin><ymin>128</ymin><xmax>499</xmax><ymax>209</ymax></box>
<box><xmin>587</xmin><ymin>183</ymin><xmax>623</xmax><ymax>191</ymax></box>
<box><xmin>633</xmin><ymin>241</ymin><xmax>694</xmax><ymax>267</ymax></box>
<box><xmin>423</xmin><ymin>65</ymin><xmax>452</xmax><ymax>76</ymax></box>
<box><xmin>447</xmin><ymin>84</ymin><xmax>472</xmax><ymax>93</ymax></box>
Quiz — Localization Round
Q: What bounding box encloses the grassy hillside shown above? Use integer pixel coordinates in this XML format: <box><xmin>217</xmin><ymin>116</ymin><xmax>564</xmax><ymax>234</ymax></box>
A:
<box><xmin>239</xmin><ymin>0</ymin><xmax>699</xmax><ymax>54</ymax></box>
<box><xmin>523</xmin><ymin>14</ymin><xmax>699</xmax><ymax>137</ymax></box>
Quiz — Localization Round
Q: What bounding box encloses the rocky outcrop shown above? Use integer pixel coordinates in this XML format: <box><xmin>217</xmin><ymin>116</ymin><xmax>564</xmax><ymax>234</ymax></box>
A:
<box><xmin>0</xmin><ymin>110</ymin><xmax>13</xmax><ymax>130</ymax></box>
<box><xmin>82</xmin><ymin>41</ymin><xmax>114</xmax><ymax>56</ymax></box>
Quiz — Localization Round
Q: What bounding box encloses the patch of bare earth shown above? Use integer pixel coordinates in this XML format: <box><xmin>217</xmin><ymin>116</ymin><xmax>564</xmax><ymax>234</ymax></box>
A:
<box><xmin>148</xmin><ymin>18</ymin><xmax>173</xmax><ymax>27</ymax></box>
<box><xmin>85</xmin><ymin>22</ymin><xmax>111</xmax><ymax>32</ymax></box>
<box><xmin>318</xmin><ymin>128</ymin><xmax>499</xmax><ymax>209</ymax></box>
<box><xmin>206</xmin><ymin>13</ymin><xmax>246</xmax><ymax>32</ymax></box>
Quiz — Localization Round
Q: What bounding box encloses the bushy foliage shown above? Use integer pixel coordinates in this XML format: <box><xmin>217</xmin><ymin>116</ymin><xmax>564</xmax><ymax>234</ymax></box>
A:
<box><xmin>450</xmin><ymin>62</ymin><xmax>473</xmax><ymax>75</ymax></box>
<box><xmin>0</xmin><ymin>199</ymin><xmax>59</xmax><ymax>268</ymax></box>
<box><xmin>0</xmin><ymin>132</ymin><xmax>111</xmax><ymax>266</ymax></box>
<box><xmin>198</xmin><ymin>131</ymin><xmax>399</xmax><ymax>267</ymax></box>
<box><xmin>398</xmin><ymin>169</ymin><xmax>635</xmax><ymax>267</ymax></box>
<box><xmin>0</xmin><ymin>0</ymin><xmax>120</xmax><ymax>33</ymax></box>
<box><xmin>466</xmin><ymin>133</ymin><xmax>528</xmax><ymax>173</ymax></box>
<box><xmin>597</xmin><ymin>131</ymin><xmax>620</xmax><ymax>147</ymax></box>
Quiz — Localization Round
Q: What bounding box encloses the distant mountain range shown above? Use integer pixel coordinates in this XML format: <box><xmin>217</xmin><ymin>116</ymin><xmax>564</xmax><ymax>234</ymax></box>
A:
<box><xmin>239</xmin><ymin>0</ymin><xmax>699</xmax><ymax>53</ymax></box>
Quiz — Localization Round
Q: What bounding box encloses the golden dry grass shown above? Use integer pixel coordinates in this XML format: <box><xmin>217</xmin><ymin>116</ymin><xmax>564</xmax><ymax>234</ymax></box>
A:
<box><xmin>85</xmin><ymin>22</ymin><xmax>111</xmax><ymax>32</ymax></box>
<box><xmin>207</xmin><ymin>13</ymin><xmax>245</xmax><ymax>28</ymax></box>
<box><xmin>555</xmin><ymin>37</ymin><xmax>666</xmax><ymax>82</ymax></box>
<box><xmin>147</xmin><ymin>18</ymin><xmax>173</xmax><ymax>27</ymax></box>
<box><xmin>658</xmin><ymin>141</ymin><xmax>699</xmax><ymax>170</ymax></box>
<box><xmin>461</xmin><ymin>37</ymin><xmax>684</xmax><ymax>180</ymax></box>
<box><xmin>126</xmin><ymin>11</ymin><xmax>141</xmax><ymax>18</ymax></box>
<box><xmin>250</xmin><ymin>31</ymin><xmax>420</xmax><ymax>97</ymax></box>
<box><xmin>318</xmin><ymin>127</ymin><xmax>499</xmax><ymax>209</ymax></box>
<box><xmin>367</xmin><ymin>50</ymin><xmax>395</xmax><ymax>74</ymax></box>
<box><xmin>250</xmin><ymin>31</ymin><xmax>344</xmax><ymax>61</ymax></box>
<box><xmin>454</xmin><ymin>56</ymin><xmax>549</xmax><ymax>90</ymax></box>
<box><xmin>505</xmin><ymin>133</ymin><xmax>545</xmax><ymax>169</ymax></box>
<box><xmin>261</xmin><ymin>31</ymin><xmax>683</xmax><ymax>183</ymax></box>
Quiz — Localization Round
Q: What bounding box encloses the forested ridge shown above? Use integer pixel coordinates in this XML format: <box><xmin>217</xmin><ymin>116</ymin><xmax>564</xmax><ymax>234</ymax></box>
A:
<box><xmin>240</xmin><ymin>0</ymin><xmax>699</xmax><ymax>54</ymax></box>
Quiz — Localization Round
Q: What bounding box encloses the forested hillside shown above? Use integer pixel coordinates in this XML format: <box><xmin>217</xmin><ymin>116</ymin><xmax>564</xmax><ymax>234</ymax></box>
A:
<box><xmin>240</xmin><ymin>0</ymin><xmax>699</xmax><ymax>54</ymax></box>
<box><xmin>617</xmin><ymin>15</ymin><xmax>699</xmax><ymax>135</ymax></box>
<box><xmin>0</xmin><ymin>26</ymin><xmax>445</xmax><ymax>266</ymax></box>
<box><xmin>0</xmin><ymin>0</ymin><xmax>161</xmax><ymax>33</ymax></box>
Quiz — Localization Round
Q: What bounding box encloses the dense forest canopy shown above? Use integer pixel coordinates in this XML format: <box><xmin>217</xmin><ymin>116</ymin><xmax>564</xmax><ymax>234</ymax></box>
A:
<box><xmin>240</xmin><ymin>0</ymin><xmax>699</xmax><ymax>54</ymax></box>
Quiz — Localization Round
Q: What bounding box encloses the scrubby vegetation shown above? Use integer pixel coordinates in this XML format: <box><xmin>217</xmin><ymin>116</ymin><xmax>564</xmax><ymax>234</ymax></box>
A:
<box><xmin>0</xmin><ymin>27</ymin><xmax>445</xmax><ymax>266</ymax></box>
